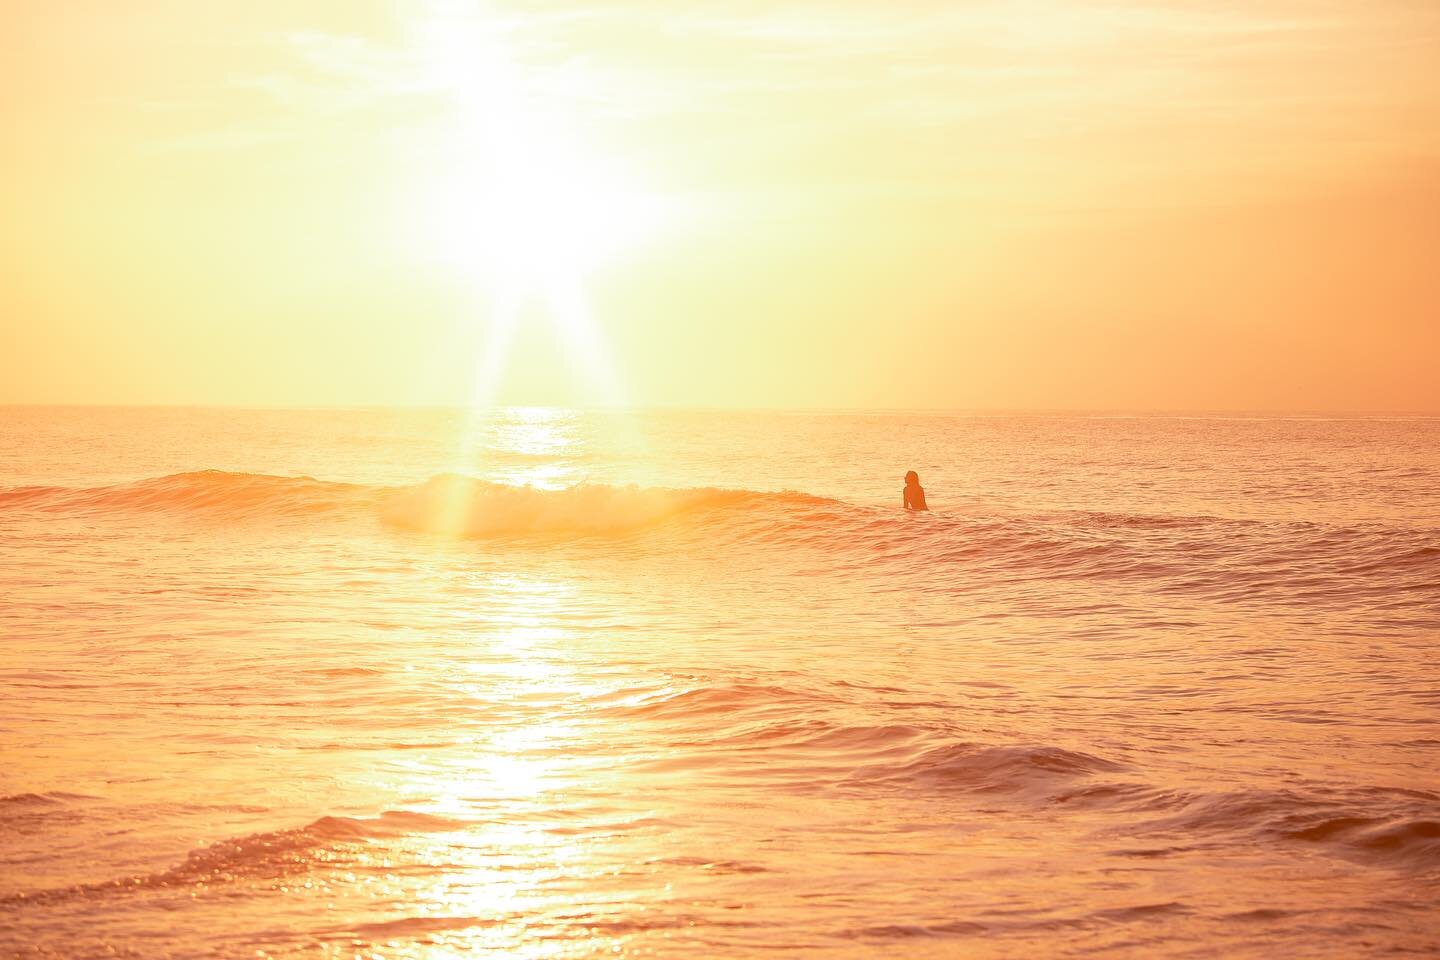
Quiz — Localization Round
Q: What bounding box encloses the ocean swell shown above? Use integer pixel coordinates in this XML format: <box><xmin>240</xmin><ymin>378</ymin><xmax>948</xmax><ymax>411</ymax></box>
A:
<box><xmin>1</xmin><ymin>810</ymin><xmax>472</xmax><ymax>908</ymax></box>
<box><xmin>379</xmin><ymin>472</ymin><xmax>830</xmax><ymax>537</ymax></box>
<box><xmin>0</xmin><ymin>470</ymin><xmax>833</xmax><ymax>537</ymax></box>
<box><xmin>0</xmin><ymin>470</ymin><xmax>374</xmax><ymax>521</ymax></box>
<box><xmin>3</xmin><ymin>472</ymin><xmax>1437</xmax><ymax>616</ymax></box>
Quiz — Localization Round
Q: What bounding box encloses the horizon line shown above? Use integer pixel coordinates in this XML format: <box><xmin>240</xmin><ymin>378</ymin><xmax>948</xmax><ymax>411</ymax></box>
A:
<box><xmin>3</xmin><ymin>401</ymin><xmax>1438</xmax><ymax>419</ymax></box>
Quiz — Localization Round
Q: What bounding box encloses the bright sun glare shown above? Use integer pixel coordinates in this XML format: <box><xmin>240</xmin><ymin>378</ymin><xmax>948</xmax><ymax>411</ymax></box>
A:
<box><xmin>442</xmin><ymin>131</ymin><xmax>669</xmax><ymax>286</ymax></box>
<box><xmin>414</xmin><ymin>5</ymin><xmax>670</xmax><ymax>287</ymax></box>
<box><xmin>404</xmin><ymin>2</ymin><xmax>674</xmax><ymax>417</ymax></box>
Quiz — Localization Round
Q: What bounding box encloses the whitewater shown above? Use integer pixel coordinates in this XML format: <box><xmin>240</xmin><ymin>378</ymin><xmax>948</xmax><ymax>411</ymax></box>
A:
<box><xmin>2</xmin><ymin>406</ymin><xmax>1438</xmax><ymax>958</ymax></box>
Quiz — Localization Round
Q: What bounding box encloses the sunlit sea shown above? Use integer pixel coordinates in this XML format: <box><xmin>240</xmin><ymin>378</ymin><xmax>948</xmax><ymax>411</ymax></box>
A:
<box><xmin>3</xmin><ymin>406</ymin><xmax>1438</xmax><ymax>959</ymax></box>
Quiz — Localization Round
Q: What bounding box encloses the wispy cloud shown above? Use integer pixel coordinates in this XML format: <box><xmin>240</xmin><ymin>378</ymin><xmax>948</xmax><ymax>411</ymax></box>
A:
<box><xmin>134</xmin><ymin>0</ymin><xmax>1439</xmax><ymax>205</ymax></box>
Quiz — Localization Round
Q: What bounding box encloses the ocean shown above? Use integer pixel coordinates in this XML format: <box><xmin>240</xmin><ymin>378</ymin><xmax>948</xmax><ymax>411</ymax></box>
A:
<box><xmin>2</xmin><ymin>405</ymin><xmax>1438</xmax><ymax>958</ymax></box>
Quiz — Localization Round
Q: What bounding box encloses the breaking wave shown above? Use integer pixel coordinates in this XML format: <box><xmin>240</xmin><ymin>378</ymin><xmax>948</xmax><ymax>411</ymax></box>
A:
<box><xmin>1</xmin><ymin>810</ymin><xmax>473</xmax><ymax>908</ymax></box>
<box><xmin>380</xmin><ymin>472</ymin><xmax>832</xmax><ymax>536</ymax></box>
<box><xmin>9</xmin><ymin>742</ymin><xmax>1436</xmax><ymax>917</ymax></box>
<box><xmin>0</xmin><ymin>470</ymin><xmax>832</xmax><ymax>536</ymax></box>
<box><xmin>2</xmin><ymin>471</ymin><xmax>1436</xmax><ymax>615</ymax></box>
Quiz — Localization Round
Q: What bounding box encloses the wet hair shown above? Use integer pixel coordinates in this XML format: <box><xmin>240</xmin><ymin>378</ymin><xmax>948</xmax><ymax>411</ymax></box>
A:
<box><xmin>905</xmin><ymin>471</ymin><xmax>919</xmax><ymax>485</ymax></box>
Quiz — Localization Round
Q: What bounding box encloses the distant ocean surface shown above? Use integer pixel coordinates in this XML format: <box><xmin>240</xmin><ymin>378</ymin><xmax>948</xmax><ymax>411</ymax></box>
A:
<box><xmin>2</xmin><ymin>406</ymin><xmax>1438</xmax><ymax>958</ymax></box>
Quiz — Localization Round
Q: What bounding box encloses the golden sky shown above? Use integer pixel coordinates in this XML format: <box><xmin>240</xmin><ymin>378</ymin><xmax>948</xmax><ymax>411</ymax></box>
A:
<box><xmin>4</xmin><ymin>0</ymin><xmax>1439</xmax><ymax>410</ymax></box>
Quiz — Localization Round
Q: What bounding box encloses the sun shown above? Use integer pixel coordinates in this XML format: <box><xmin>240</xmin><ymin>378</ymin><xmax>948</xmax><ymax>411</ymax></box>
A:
<box><xmin>433</xmin><ymin>127</ymin><xmax>669</xmax><ymax>287</ymax></box>
<box><xmin>410</xmin><ymin>5</ymin><xmax>670</xmax><ymax>289</ymax></box>
<box><xmin>401</xmin><ymin>2</ymin><xmax>672</xmax><ymax>413</ymax></box>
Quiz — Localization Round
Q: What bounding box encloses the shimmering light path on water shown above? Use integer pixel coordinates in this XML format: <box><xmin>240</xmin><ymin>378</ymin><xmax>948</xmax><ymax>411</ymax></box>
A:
<box><xmin>2</xmin><ymin>408</ymin><xmax>1438</xmax><ymax>957</ymax></box>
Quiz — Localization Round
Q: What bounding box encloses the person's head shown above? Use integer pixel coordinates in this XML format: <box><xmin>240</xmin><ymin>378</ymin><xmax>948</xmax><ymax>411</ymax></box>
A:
<box><xmin>905</xmin><ymin>470</ymin><xmax>919</xmax><ymax>486</ymax></box>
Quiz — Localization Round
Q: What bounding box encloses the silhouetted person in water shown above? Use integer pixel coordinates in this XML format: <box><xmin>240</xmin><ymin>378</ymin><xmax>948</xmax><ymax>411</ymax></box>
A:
<box><xmin>903</xmin><ymin>470</ymin><xmax>928</xmax><ymax>511</ymax></box>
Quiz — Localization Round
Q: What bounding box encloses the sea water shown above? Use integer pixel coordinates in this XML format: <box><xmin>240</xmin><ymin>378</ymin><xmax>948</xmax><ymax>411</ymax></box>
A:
<box><xmin>2</xmin><ymin>406</ymin><xmax>1438</xmax><ymax>958</ymax></box>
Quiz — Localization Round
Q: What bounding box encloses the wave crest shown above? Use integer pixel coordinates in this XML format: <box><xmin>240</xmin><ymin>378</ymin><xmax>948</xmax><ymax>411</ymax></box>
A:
<box><xmin>851</xmin><ymin>742</ymin><xmax>1126</xmax><ymax>794</ymax></box>
<box><xmin>381</xmin><ymin>473</ymin><xmax>828</xmax><ymax>537</ymax></box>
<box><xmin>0</xmin><ymin>470</ymin><xmax>372</xmax><ymax>520</ymax></box>
<box><xmin>0</xmin><ymin>470</ymin><xmax>834</xmax><ymax>538</ymax></box>
<box><xmin>1</xmin><ymin>809</ymin><xmax>472</xmax><ymax>907</ymax></box>
<box><xmin>4</xmin><ymin>472</ymin><xmax>1436</xmax><ymax>609</ymax></box>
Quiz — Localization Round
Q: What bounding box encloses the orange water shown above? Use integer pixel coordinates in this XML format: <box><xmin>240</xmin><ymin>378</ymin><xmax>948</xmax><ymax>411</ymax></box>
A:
<box><xmin>2</xmin><ymin>407</ymin><xmax>1438</xmax><ymax>958</ymax></box>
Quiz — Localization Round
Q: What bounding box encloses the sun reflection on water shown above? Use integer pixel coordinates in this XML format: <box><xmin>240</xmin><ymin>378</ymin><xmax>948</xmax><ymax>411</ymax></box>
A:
<box><xmin>330</xmin><ymin>571</ymin><xmax>668</xmax><ymax>958</ymax></box>
<box><xmin>495</xmin><ymin>408</ymin><xmax>575</xmax><ymax>457</ymax></box>
<box><xmin>486</xmin><ymin>408</ymin><xmax>584</xmax><ymax>490</ymax></box>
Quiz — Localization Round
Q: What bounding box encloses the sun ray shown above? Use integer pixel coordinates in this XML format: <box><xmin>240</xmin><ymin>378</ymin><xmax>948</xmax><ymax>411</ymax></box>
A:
<box><xmin>402</xmin><ymin>0</ymin><xmax>665</xmax><ymax>485</ymax></box>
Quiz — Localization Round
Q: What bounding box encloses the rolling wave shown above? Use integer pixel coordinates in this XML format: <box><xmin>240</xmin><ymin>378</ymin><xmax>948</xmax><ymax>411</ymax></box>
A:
<box><xmin>7</xmin><ymin>735</ymin><xmax>1435</xmax><ymax>915</ymax></box>
<box><xmin>0</xmin><ymin>470</ymin><xmax>375</xmax><ymax>520</ymax></box>
<box><xmin>381</xmin><ymin>473</ymin><xmax>832</xmax><ymax>536</ymax></box>
<box><xmin>3</xmin><ymin>471</ymin><xmax>1437</xmax><ymax>611</ymax></box>
<box><xmin>1</xmin><ymin>809</ymin><xmax>473</xmax><ymax>908</ymax></box>
<box><xmin>583</xmin><ymin>677</ymin><xmax>1440</xmax><ymax>871</ymax></box>
<box><xmin>0</xmin><ymin>470</ymin><xmax>831</xmax><ymax>536</ymax></box>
